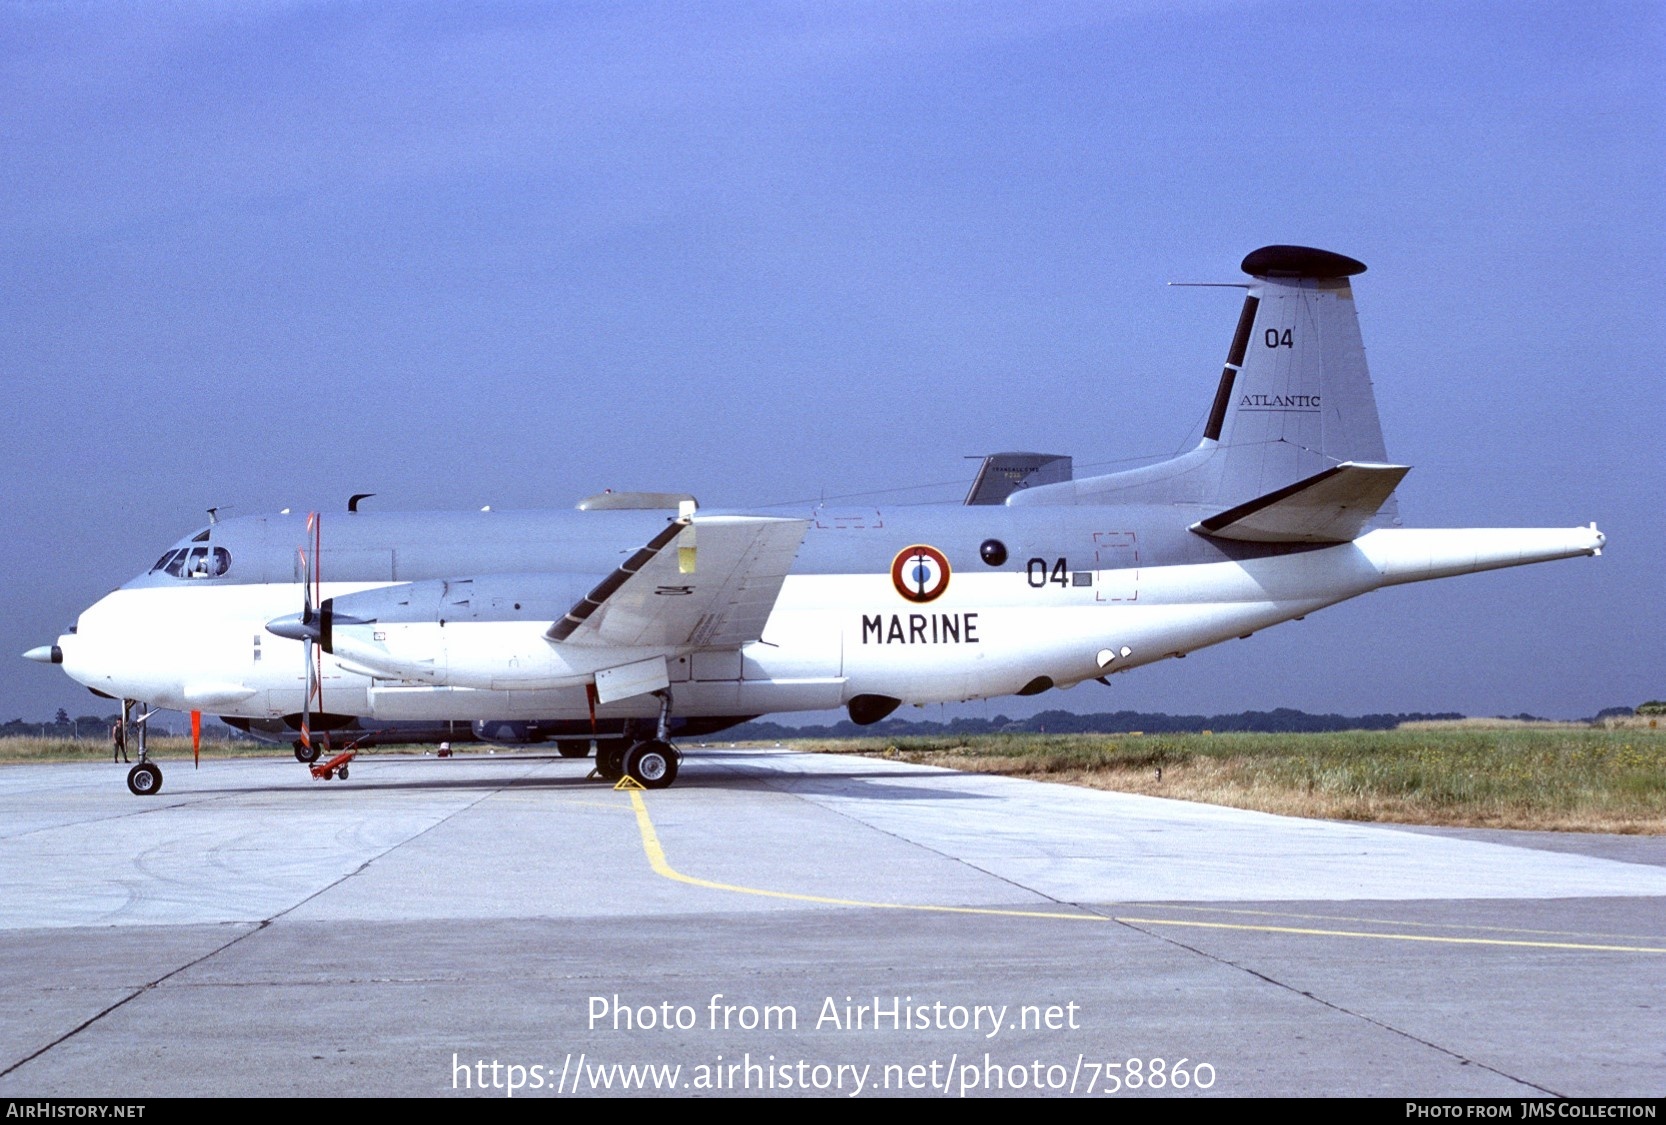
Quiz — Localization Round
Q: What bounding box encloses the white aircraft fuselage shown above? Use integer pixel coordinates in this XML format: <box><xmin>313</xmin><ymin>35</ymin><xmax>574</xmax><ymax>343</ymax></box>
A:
<box><xmin>50</xmin><ymin>509</ymin><xmax>1600</xmax><ymax>724</ymax></box>
<box><xmin>28</xmin><ymin>246</ymin><xmax>1604</xmax><ymax>790</ymax></box>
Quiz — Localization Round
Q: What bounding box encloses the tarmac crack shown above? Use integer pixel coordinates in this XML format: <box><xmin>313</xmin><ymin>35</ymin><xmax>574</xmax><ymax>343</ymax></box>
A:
<box><xmin>0</xmin><ymin>921</ymin><xmax>267</xmax><ymax>1080</ymax></box>
<box><xmin>0</xmin><ymin>761</ymin><xmax>545</xmax><ymax>1080</ymax></box>
<box><xmin>0</xmin><ymin>787</ymin><xmax>258</xmax><ymax>842</ymax></box>
<box><xmin>260</xmin><ymin>758</ymin><xmax>551</xmax><ymax>922</ymax></box>
<box><xmin>1105</xmin><ymin>915</ymin><xmax>1567</xmax><ymax>1098</ymax></box>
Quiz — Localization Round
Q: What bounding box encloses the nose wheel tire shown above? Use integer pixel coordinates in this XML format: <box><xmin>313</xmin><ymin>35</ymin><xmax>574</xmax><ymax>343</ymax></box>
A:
<box><xmin>624</xmin><ymin>741</ymin><xmax>680</xmax><ymax>790</ymax></box>
<box><xmin>294</xmin><ymin>741</ymin><xmax>321</xmax><ymax>764</ymax></box>
<box><xmin>126</xmin><ymin>762</ymin><xmax>162</xmax><ymax>796</ymax></box>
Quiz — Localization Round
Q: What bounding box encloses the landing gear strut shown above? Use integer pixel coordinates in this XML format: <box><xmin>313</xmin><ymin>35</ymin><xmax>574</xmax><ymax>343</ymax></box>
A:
<box><xmin>122</xmin><ymin>699</ymin><xmax>162</xmax><ymax>796</ymax></box>
<box><xmin>592</xmin><ymin>689</ymin><xmax>682</xmax><ymax>789</ymax></box>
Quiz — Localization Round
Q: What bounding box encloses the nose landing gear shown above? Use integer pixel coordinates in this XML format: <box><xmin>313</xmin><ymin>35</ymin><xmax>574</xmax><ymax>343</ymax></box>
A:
<box><xmin>126</xmin><ymin>760</ymin><xmax>162</xmax><ymax>796</ymax></box>
<box><xmin>120</xmin><ymin>699</ymin><xmax>163</xmax><ymax>796</ymax></box>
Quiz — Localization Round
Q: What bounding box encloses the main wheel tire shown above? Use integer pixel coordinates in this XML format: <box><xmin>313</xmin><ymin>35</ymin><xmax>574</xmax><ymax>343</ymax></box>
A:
<box><xmin>556</xmin><ymin>742</ymin><xmax>590</xmax><ymax>759</ymax></box>
<box><xmin>624</xmin><ymin>740</ymin><xmax>679</xmax><ymax>790</ymax></box>
<box><xmin>596</xmin><ymin>742</ymin><xmax>627</xmax><ymax>781</ymax></box>
<box><xmin>294</xmin><ymin>741</ymin><xmax>321</xmax><ymax>764</ymax></box>
<box><xmin>126</xmin><ymin>762</ymin><xmax>162</xmax><ymax>796</ymax></box>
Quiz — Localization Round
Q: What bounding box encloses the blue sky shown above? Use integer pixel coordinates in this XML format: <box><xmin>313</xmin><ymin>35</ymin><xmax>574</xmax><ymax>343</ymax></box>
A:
<box><xmin>4</xmin><ymin>1</ymin><xmax>1661</xmax><ymax>723</ymax></box>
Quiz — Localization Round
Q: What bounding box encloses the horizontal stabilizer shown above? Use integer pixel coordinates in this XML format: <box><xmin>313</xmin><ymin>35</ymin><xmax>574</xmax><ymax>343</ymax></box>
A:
<box><xmin>1190</xmin><ymin>462</ymin><xmax>1409</xmax><ymax>543</ymax></box>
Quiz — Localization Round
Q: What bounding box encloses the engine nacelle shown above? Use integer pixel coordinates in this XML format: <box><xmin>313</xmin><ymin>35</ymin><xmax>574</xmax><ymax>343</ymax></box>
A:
<box><xmin>311</xmin><ymin>573</ymin><xmax>674</xmax><ymax>691</ymax></box>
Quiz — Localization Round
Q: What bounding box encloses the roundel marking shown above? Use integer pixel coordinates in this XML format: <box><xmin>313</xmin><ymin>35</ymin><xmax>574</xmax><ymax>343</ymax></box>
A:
<box><xmin>891</xmin><ymin>544</ymin><xmax>951</xmax><ymax>603</ymax></box>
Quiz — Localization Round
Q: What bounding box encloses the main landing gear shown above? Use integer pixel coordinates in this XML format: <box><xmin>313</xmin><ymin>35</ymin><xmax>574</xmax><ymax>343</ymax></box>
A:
<box><xmin>596</xmin><ymin>739</ymin><xmax>680</xmax><ymax>789</ymax></box>
<box><xmin>625</xmin><ymin>741</ymin><xmax>679</xmax><ymax>788</ymax></box>
<box><xmin>592</xmin><ymin>690</ymin><xmax>682</xmax><ymax>790</ymax></box>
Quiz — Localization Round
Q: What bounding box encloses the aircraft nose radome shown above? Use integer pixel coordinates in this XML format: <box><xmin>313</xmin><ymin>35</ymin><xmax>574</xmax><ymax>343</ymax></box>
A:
<box><xmin>23</xmin><ymin>645</ymin><xmax>62</xmax><ymax>664</ymax></box>
<box><xmin>265</xmin><ymin>613</ymin><xmax>311</xmax><ymax>642</ymax></box>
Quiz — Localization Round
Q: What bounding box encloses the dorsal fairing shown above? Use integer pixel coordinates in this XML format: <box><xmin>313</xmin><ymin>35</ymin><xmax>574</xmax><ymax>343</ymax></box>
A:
<box><xmin>964</xmin><ymin>452</ymin><xmax>1073</xmax><ymax>505</ymax></box>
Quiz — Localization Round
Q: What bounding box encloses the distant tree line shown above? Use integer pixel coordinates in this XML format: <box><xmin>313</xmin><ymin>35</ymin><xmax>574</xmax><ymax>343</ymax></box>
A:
<box><xmin>0</xmin><ymin>712</ymin><xmax>125</xmax><ymax>739</ymax></box>
<box><xmin>1</xmin><ymin>701</ymin><xmax>1652</xmax><ymax>743</ymax></box>
<box><xmin>724</xmin><ymin>707</ymin><xmax>1473</xmax><ymax>740</ymax></box>
<box><xmin>724</xmin><ymin>703</ymin><xmax>1656</xmax><ymax>740</ymax></box>
<box><xmin>1</xmin><ymin>712</ymin><xmax>186</xmax><ymax>738</ymax></box>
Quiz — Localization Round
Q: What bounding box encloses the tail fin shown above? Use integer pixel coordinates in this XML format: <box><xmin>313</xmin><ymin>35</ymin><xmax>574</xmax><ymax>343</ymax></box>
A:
<box><xmin>1203</xmin><ymin>246</ymin><xmax>1391</xmax><ymax>501</ymax></box>
<box><xmin>1009</xmin><ymin>245</ymin><xmax>1404</xmax><ymax>532</ymax></box>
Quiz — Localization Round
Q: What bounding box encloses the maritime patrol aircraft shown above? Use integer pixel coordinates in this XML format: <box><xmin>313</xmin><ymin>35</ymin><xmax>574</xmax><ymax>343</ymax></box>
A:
<box><xmin>26</xmin><ymin>246</ymin><xmax>1604</xmax><ymax>796</ymax></box>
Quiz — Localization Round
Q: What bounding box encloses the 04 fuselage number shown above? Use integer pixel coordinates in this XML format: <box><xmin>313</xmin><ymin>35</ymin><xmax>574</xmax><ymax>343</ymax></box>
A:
<box><xmin>1265</xmin><ymin>327</ymin><xmax>1293</xmax><ymax>348</ymax></box>
<box><xmin>1027</xmin><ymin>557</ymin><xmax>1069</xmax><ymax>589</ymax></box>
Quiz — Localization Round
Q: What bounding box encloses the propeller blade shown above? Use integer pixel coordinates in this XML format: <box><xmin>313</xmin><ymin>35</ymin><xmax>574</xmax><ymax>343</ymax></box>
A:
<box><xmin>298</xmin><ymin>546</ymin><xmax>314</xmax><ymax>628</ymax></box>
<box><xmin>309</xmin><ymin>511</ymin><xmax>321</xmax><ymax>623</ymax></box>
<box><xmin>298</xmin><ymin>516</ymin><xmax>329</xmax><ymax>756</ymax></box>
<box><xmin>300</xmin><ymin>636</ymin><xmax>313</xmax><ymax>751</ymax></box>
<box><xmin>311</xmin><ymin>513</ymin><xmax>325</xmax><ymax>750</ymax></box>
<box><xmin>297</xmin><ymin>512</ymin><xmax>323</xmax><ymax>753</ymax></box>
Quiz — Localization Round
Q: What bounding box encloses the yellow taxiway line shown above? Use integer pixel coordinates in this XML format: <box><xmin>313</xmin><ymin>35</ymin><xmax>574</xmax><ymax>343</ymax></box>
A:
<box><xmin>1114</xmin><ymin>917</ymin><xmax>1666</xmax><ymax>954</ymax></box>
<box><xmin>627</xmin><ymin>787</ymin><xmax>1102</xmax><ymax>922</ymax></box>
<box><xmin>626</xmin><ymin>788</ymin><xmax>1666</xmax><ymax>954</ymax></box>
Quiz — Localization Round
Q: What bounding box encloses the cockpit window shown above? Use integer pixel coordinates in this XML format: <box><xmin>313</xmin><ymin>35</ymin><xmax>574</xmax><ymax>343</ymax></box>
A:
<box><xmin>151</xmin><ymin>546</ymin><xmax>230</xmax><ymax>579</ymax></box>
<box><xmin>192</xmin><ymin>547</ymin><xmax>230</xmax><ymax>578</ymax></box>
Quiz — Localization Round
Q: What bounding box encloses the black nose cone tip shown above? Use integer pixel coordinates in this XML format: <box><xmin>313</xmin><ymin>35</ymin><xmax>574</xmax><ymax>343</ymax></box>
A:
<box><xmin>1242</xmin><ymin>245</ymin><xmax>1367</xmax><ymax>279</ymax></box>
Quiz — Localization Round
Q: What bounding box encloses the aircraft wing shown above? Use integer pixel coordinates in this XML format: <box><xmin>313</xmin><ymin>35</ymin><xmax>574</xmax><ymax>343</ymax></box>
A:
<box><xmin>546</xmin><ymin>515</ymin><xmax>811</xmax><ymax>649</ymax></box>
<box><xmin>1190</xmin><ymin>461</ymin><xmax>1410</xmax><ymax>544</ymax></box>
